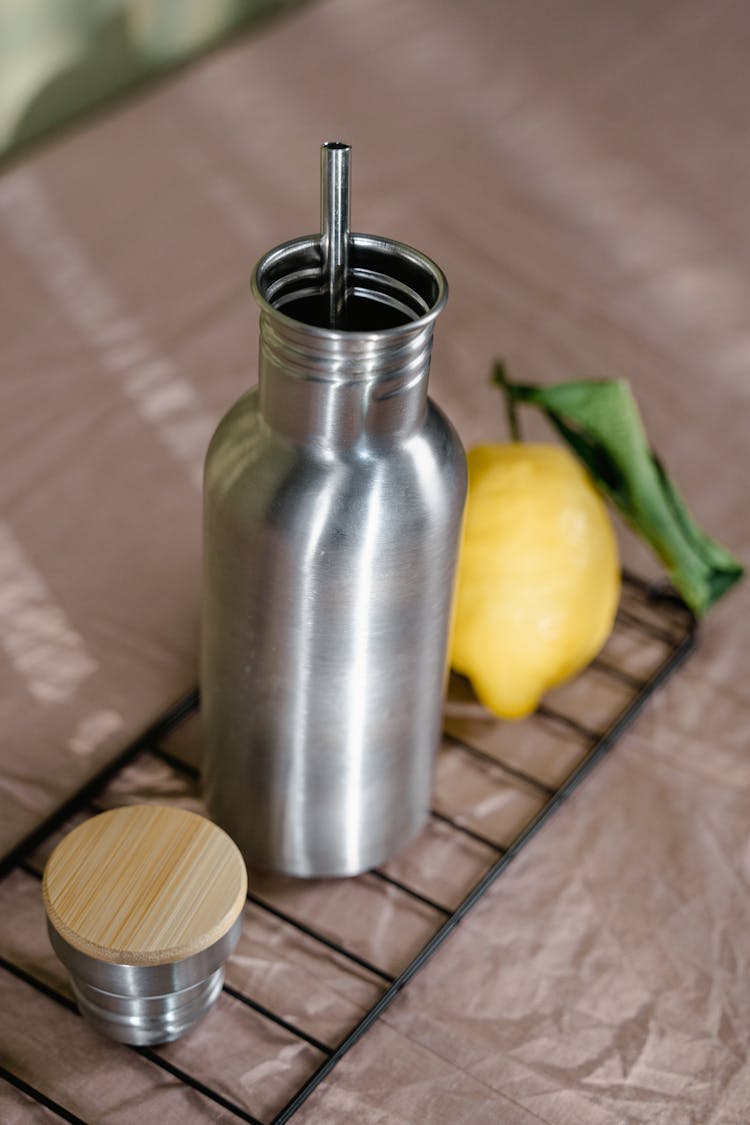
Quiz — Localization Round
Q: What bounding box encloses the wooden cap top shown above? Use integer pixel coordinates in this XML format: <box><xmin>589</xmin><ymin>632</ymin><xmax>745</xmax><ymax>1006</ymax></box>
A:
<box><xmin>43</xmin><ymin>805</ymin><xmax>247</xmax><ymax>966</ymax></box>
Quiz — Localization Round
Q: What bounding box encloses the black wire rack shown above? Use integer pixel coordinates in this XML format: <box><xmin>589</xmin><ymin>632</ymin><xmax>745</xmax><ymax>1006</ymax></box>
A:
<box><xmin>0</xmin><ymin>571</ymin><xmax>696</xmax><ymax>1124</ymax></box>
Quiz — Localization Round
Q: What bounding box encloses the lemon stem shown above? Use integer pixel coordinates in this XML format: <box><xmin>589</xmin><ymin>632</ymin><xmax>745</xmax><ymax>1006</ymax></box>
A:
<box><xmin>493</xmin><ymin>360</ymin><xmax>522</xmax><ymax>442</ymax></box>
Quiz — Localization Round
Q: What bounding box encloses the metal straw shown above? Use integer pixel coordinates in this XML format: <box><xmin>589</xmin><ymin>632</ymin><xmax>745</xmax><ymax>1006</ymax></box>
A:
<box><xmin>320</xmin><ymin>141</ymin><xmax>351</xmax><ymax>329</ymax></box>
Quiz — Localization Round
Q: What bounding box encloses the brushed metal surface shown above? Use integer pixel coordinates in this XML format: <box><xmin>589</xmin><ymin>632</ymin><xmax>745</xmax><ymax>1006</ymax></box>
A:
<box><xmin>70</xmin><ymin>967</ymin><xmax>225</xmax><ymax>1047</ymax></box>
<box><xmin>202</xmin><ymin>226</ymin><xmax>466</xmax><ymax>878</ymax></box>
<box><xmin>320</xmin><ymin>141</ymin><xmax>350</xmax><ymax>328</ymax></box>
<box><xmin>48</xmin><ymin>917</ymin><xmax>241</xmax><ymax>1044</ymax></box>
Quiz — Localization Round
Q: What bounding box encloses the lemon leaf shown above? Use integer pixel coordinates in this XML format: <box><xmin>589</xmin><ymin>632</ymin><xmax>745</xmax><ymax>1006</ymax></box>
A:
<box><xmin>493</xmin><ymin>363</ymin><xmax>744</xmax><ymax>616</ymax></box>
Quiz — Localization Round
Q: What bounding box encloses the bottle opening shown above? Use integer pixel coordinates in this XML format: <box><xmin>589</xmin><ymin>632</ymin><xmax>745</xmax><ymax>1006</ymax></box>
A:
<box><xmin>253</xmin><ymin>233</ymin><xmax>447</xmax><ymax>335</ymax></box>
<box><xmin>279</xmin><ymin>293</ymin><xmax>413</xmax><ymax>331</ymax></box>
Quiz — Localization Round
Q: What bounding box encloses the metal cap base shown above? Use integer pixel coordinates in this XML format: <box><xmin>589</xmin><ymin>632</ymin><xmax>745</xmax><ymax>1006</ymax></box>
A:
<box><xmin>71</xmin><ymin>965</ymin><xmax>225</xmax><ymax>1045</ymax></box>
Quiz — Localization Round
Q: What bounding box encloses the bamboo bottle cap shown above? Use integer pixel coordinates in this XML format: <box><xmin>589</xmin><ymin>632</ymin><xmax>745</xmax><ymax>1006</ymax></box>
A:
<box><xmin>43</xmin><ymin>804</ymin><xmax>247</xmax><ymax>966</ymax></box>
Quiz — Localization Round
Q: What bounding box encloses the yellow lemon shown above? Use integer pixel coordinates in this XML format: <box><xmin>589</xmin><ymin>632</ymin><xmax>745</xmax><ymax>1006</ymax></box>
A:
<box><xmin>451</xmin><ymin>443</ymin><xmax>620</xmax><ymax>719</ymax></box>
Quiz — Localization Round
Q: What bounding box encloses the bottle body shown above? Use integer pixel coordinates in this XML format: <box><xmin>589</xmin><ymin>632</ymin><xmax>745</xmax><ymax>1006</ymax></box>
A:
<box><xmin>202</xmin><ymin>233</ymin><xmax>466</xmax><ymax>877</ymax></box>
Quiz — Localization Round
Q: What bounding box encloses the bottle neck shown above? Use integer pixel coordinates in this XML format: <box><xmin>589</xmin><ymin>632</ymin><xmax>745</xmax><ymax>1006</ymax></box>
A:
<box><xmin>258</xmin><ymin>309</ymin><xmax>435</xmax><ymax>453</ymax></box>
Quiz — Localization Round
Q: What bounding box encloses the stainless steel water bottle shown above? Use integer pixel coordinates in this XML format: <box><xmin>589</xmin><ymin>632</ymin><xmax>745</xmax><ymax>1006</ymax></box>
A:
<box><xmin>202</xmin><ymin>143</ymin><xmax>466</xmax><ymax>877</ymax></box>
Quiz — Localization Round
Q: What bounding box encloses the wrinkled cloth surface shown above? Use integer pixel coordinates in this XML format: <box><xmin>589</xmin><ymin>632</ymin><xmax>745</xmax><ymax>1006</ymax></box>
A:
<box><xmin>1</xmin><ymin>0</ymin><xmax>749</xmax><ymax>1121</ymax></box>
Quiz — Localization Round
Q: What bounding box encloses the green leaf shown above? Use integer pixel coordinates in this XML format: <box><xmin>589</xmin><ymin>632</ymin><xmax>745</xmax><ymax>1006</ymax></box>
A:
<box><xmin>492</xmin><ymin>361</ymin><xmax>744</xmax><ymax>616</ymax></box>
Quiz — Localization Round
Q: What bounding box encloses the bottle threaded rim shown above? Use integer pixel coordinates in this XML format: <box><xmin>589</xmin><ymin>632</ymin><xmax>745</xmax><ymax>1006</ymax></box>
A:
<box><xmin>252</xmin><ymin>232</ymin><xmax>448</xmax><ymax>339</ymax></box>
